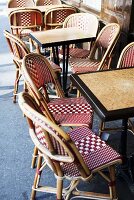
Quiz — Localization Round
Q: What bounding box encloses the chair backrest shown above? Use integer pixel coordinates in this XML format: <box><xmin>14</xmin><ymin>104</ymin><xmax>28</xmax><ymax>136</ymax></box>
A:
<box><xmin>63</xmin><ymin>13</ymin><xmax>99</xmax><ymax>37</ymax></box>
<box><xmin>8</xmin><ymin>0</ymin><xmax>34</xmax><ymax>8</ymax></box>
<box><xmin>35</xmin><ymin>0</ymin><xmax>61</xmax><ymax>6</ymax></box>
<box><xmin>3</xmin><ymin>30</ymin><xmax>29</xmax><ymax>63</ymax></box>
<box><xmin>89</xmin><ymin>23</ymin><xmax>120</xmax><ymax>70</ymax></box>
<box><xmin>18</xmin><ymin>92</ymin><xmax>91</xmax><ymax>178</ymax></box>
<box><xmin>117</xmin><ymin>42</ymin><xmax>134</xmax><ymax>68</ymax></box>
<box><xmin>22</xmin><ymin>53</ymin><xmax>64</xmax><ymax>122</ymax></box>
<box><xmin>9</xmin><ymin>8</ymin><xmax>43</xmax><ymax>37</ymax></box>
<box><xmin>44</xmin><ymin>5</ymin><xmax>76</xmax><ymax>30</ymax></box>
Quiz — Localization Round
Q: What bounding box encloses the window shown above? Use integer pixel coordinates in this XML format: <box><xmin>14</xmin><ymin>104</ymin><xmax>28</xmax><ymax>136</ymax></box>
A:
<box><xmin>82</xmin><ymin>0</ymin><xmax>101</xmax><ymax>12</ymax></box>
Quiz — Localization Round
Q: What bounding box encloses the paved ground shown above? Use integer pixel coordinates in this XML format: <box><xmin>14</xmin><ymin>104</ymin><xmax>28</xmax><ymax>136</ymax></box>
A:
<box><xmin>1</xmin><ymin>1</ymin><xmax>134</xmax><ymax>200</ymax></box>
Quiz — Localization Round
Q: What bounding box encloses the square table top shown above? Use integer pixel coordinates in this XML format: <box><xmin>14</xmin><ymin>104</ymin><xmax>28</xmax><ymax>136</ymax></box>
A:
<box><xmin>70</xmin><ymin>67</ymin><xmax>134</xmax><ymax>121</ymax></box>
<box><xmin>29</xmin><ymin>27</ymin><xmax>95</xmax><ymax>48</ymax></box>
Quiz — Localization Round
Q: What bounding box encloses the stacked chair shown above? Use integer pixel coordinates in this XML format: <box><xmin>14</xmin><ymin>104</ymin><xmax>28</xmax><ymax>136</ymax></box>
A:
<box><xmin>8</xmin><ymin>8</ymin><xmax>43</xmax><ymax>50</ymax></box>
<box><xmin>18</xmin><ymin>91</ymin><xmax>122</xmax><ymax>200</ymax></box>
<box><xmin>44</xmin><ymin>5</ymin><xmax>76</xmax><ymax>30</ymax></box>
<box><xmin>21</xmin><ymin>53</ymin><xmax>93</xmax><ymax>167</ymax></box>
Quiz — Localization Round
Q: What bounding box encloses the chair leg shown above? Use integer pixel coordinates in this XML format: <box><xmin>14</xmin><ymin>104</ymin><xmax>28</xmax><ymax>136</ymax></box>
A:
<box><xmin>31</xmin><ymin>155</ymin><xmax>42</xmax><ymax>200</ymax></box>
<box><xmin>13</xmin><ymin>69</ymin><xmax>21</xmax><ymax>103</ymax></box>
<box><xmin>56</xmin><ymin>178</ymin><xmax>63</xmax><ymax>200</ymax></box>
<box><xmin>108</xmin><ymin>165</ymin><xmax>117</xmax><ymax>200</ymax></box>
<box><xmin>99</xmin><ymin>120</ymin><xmax>105</xmax><ymax>137</ymax></box>
<box><xmin>31</xmin><ymin>146</ymin><xmax>38</xmax><ymax>168</ymax></box>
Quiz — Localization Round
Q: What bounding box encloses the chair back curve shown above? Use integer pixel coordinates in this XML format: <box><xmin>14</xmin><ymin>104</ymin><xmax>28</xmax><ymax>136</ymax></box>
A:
<box><xmin>89</xmin><ymin>23</ymin><xmax>120</xmax><ymax>70</ymax></box>
<box><xmin>9</xmin><ymin>8</ymin><xmax>43</xmax><ymax>38</ymax></box>
<box><xmin>63</xmin><ymin>13</ymin><xmax>99</xmax><ymax>37</ymax></box>
<box><xmin>117</xmin><ymin>42</ymin><xmax>134</xmax><ymax>68</ymax></box>
<box><xmin>18</xmin><ymin>92</ymin><xmax>90</xmax><ymax>176</ymax></box>
<box><xmin>44</xmin><ymin>5</ymin><xmax>76</xmax><ymax>30</ymax></box>
<box><xmin>8</xmin><ymin>0</ymin><xmax>34</xmax><ymax>8</ymax></box>
<box><xmin>35</xmin><ymin>0</ymin><xmax>61</xmax><ymax>6</ymax></box>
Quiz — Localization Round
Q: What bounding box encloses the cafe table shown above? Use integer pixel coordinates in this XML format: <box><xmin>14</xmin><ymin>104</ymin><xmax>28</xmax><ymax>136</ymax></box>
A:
<box><xmin>29</xmin><ymin>27</ymin><xmax>95</xmax><ymax>94</ymax></box>
<box><xmin>70</xmin><ymin>67</ymin><xmax>134</xmax><ymax>182</ymax></box>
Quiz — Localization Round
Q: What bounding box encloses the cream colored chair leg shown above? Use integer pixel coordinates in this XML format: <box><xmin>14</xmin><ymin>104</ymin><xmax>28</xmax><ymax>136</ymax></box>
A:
<box><xmin>99</xmin><ymin>120</ymin><xmax>105</xmax><ymax>137</ymax></box>
<box><xmin>31</xmin><ymin>146</ymin><xmax>38</xmax><ymax>168</ymax></box>
<box><xmin>31</xmin><ymin>155</ymin><xmax>42</xmax><ymax>200</ymax></box>
<box><xmin>108</xmin><ymin>165</ymin><xmax>117</xmax><ymax>200</ymax></box>
<box><xmin>56</xmin><ymin>179</ymin><xmax>63</xmax><ymax>200</ymax></box>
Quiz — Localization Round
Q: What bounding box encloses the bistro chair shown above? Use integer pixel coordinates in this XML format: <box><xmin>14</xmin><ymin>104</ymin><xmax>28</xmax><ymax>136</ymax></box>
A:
<box><xmin>8</xmin><ymin>0</ymin><xmax>34</xmax><ymax>8</ymax></box>
<box><xmin>62</xmin><ymin>12</ymin><xmax>99</xmax><ymax>59</ymax></box>
<box><xmin>18</xmin><ymin>91</ymin><xmax>122</xmax><ymax>200</ymax></box>
<box><xmin>22</xmin><ymin>53</ymin><xmax>93</xmax><ymax>168</ymax></box>
<box><xmin>44</xmin><ymin>5</ymin><xmax>76</xmax><ymax>30</ymax></box>
<box><xmin>9</xmin><ymin>8</ymin><xmax>43</xmax><ymax>50</ymax></box>
<box><xmin>35</xmin><ymin>0</ymin><xmax>61</xmax><ymax>6</ymax></box>
<box><xmin>4</xmin><ymin>30</ymin><xmax>61</xmax><ymax>103</ymax></box>
<box><xmin>69</xmin><ymin>23</ymin><xmax>120</xmax><ymax>74</ymax></box>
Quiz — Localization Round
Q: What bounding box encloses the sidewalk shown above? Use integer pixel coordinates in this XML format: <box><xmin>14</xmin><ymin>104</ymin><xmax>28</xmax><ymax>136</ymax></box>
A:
<box><xmin>0</xmin><ymin>2</ymin><xmax>134</xmax><ymax>200</ymax></box>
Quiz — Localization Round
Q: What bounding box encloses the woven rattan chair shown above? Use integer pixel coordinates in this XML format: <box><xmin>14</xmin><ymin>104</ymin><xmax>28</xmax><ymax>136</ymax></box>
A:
<box><xmin>18</xmin><ymin>91</ymin><xmax>122</xmax><ymax>200</ymax></box>
<box><xmin>9</xmin><ymin>8</ymin><xmax>43</xmax><ymax>50</ymax></box>
<box><xmin>35</xmin><ymin>0</ymin><xmax>61</xmax><ymax>6</ymax></box>
<box><xmin>44</xmin><ymin>5</ymin><xmax>76</xmax><ymax>30</ymax></box>
<box><xmin>8</xmin><ymin>0</ymin><xmax>34</xmax><ymax>8</ymax></box>
<box><xmin>22</xmin><ymin>52</ymin><xmax>93</xmax><ymax>168</ymax></box>
<box><xmin>4</xmin><ymin>30</ymin><xmax>61</xmax><ymax>103</ymax></box>
<box><xmin>62</xmin><ymin>13</ymin><xmax>99</xmax><ymax>59</ymax></box>
<box><xmin>69</xmin><ymin>23</ymin><xmax>120</xmax><ymax>74</ymax></box>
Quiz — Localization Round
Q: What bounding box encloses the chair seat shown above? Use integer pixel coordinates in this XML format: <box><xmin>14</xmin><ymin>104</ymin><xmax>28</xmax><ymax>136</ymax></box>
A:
<box><xmin>59</xmin><ymin>48</ymin><xmax>90</xmax><ymax>59</ymax></box>
<box><xmin>48</xmin><ymin>60</ymin><xmax>62</xmax><ymax>72</ymax></box>
<box><xmin>61</xmin><ymin>126</ymin><xmax>122</xmax><ymax>177</ymax></box>
<box><xmin>48</xmin><ymin>96</ymin><xmax>93</xmax><ymax>127</ymax></box>
<box><xmin>69</xmin><ymin>58</ymin><xmax>100</xmax><ymax>73</ymax></box>
<box><xmin>69</xmin><ymin>48</ymin><xmax>90</xmax><ymax>58</ymax></box>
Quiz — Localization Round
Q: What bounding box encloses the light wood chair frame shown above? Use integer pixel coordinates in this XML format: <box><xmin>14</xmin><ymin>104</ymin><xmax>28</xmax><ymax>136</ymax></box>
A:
<box><xmin>44</xmin><ymin>6</ymin><xmax>76</xmax><ymax>30</ymax></box>
<box><xmin>4</xmin><ymin>30</ymin><xmax>29</xmax><ymax>103</ymax></box>
<box><xmin>18</xmin><ymin>91</ymin><xmax>122</xmax><ymax>200</ymax></box>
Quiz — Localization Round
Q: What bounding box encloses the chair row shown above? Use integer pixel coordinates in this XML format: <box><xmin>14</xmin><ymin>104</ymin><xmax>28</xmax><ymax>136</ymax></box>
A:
<box><xmin>8</xmin><ymin>0</ymin><xmax>62</xmax><ymax>8</ymax></box>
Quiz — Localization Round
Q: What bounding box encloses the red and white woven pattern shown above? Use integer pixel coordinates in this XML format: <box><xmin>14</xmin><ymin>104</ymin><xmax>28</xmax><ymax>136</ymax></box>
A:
<box><xmin>69</xmin><ymin>58</ymin><xmax>100</xmax><ymax>73</ymax></box>
<box><xmin>52</xmin><ymin>10</ymin><xmax>75</xmax><ymax>24</ymax></box>
<box><xmin>35</xmin><ymin>124</ymin><xmax>67</xmax><ymax>156</ymax></box>
<box><xmin>25</xmin><ymin>55</ymin><xmax>55</xmax><ymax>89</ymax></box>
<box><xmin>16</xmin><ymin>0</ymin><xmax>25</xmax><ymax>7</ymax></box>
<box><xmin>61</xmin><ymin>127</ymin><xmax>122</xmax><ymax>177</ymax></box>
<box><xmin>119</xmin><ymin>46</ymin><xmax>134</xmax><ymax>68</ymax></box>
<box><xmin>48</xmin><ymin>96</ymin><xmax>93</xmax><ymax>127</ymax></box>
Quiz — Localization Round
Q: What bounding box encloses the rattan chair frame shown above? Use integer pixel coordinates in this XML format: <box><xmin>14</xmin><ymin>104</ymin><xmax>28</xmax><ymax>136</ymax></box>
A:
<box><xmin>4</xmin><ymin>30</ymin><xmax>29</xmax><ymax>103</ymax></box>
<box><xmin>22</xmin><ymin>53</ymin><xmax>93</xmax><ymax>168</ymax></box>
<box><xmin>44</xmin><ymin>6</ymin><xmax>76</xmax><ymax>30</ymax></box>
<box><xmin>4</xmin><ymin>30</ymin><xmax>62</xmax><ymax>103</ymax></box>
<box><xmin>8</xmin><ymin>0</ymin><xmax>35</xmax><ymax>8</ymax></box>
<box><xmin>9</xmin><ymin>8</ymin><xmax>43</xmax><ymax>50</ymax></box>
<box><xmin>18</xmin><ymin>92</ymin><xmax>122</xmax><ymax>200</ymax></box>
<box><xmin>69</xmin><ymin>23</ymin><xmax>120</xmax><ymax>74</ymax></box>
<box><xmin>35</xmin><ymin>0</ymin><xmax>61</xmax><ymax>6</ymax></box>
